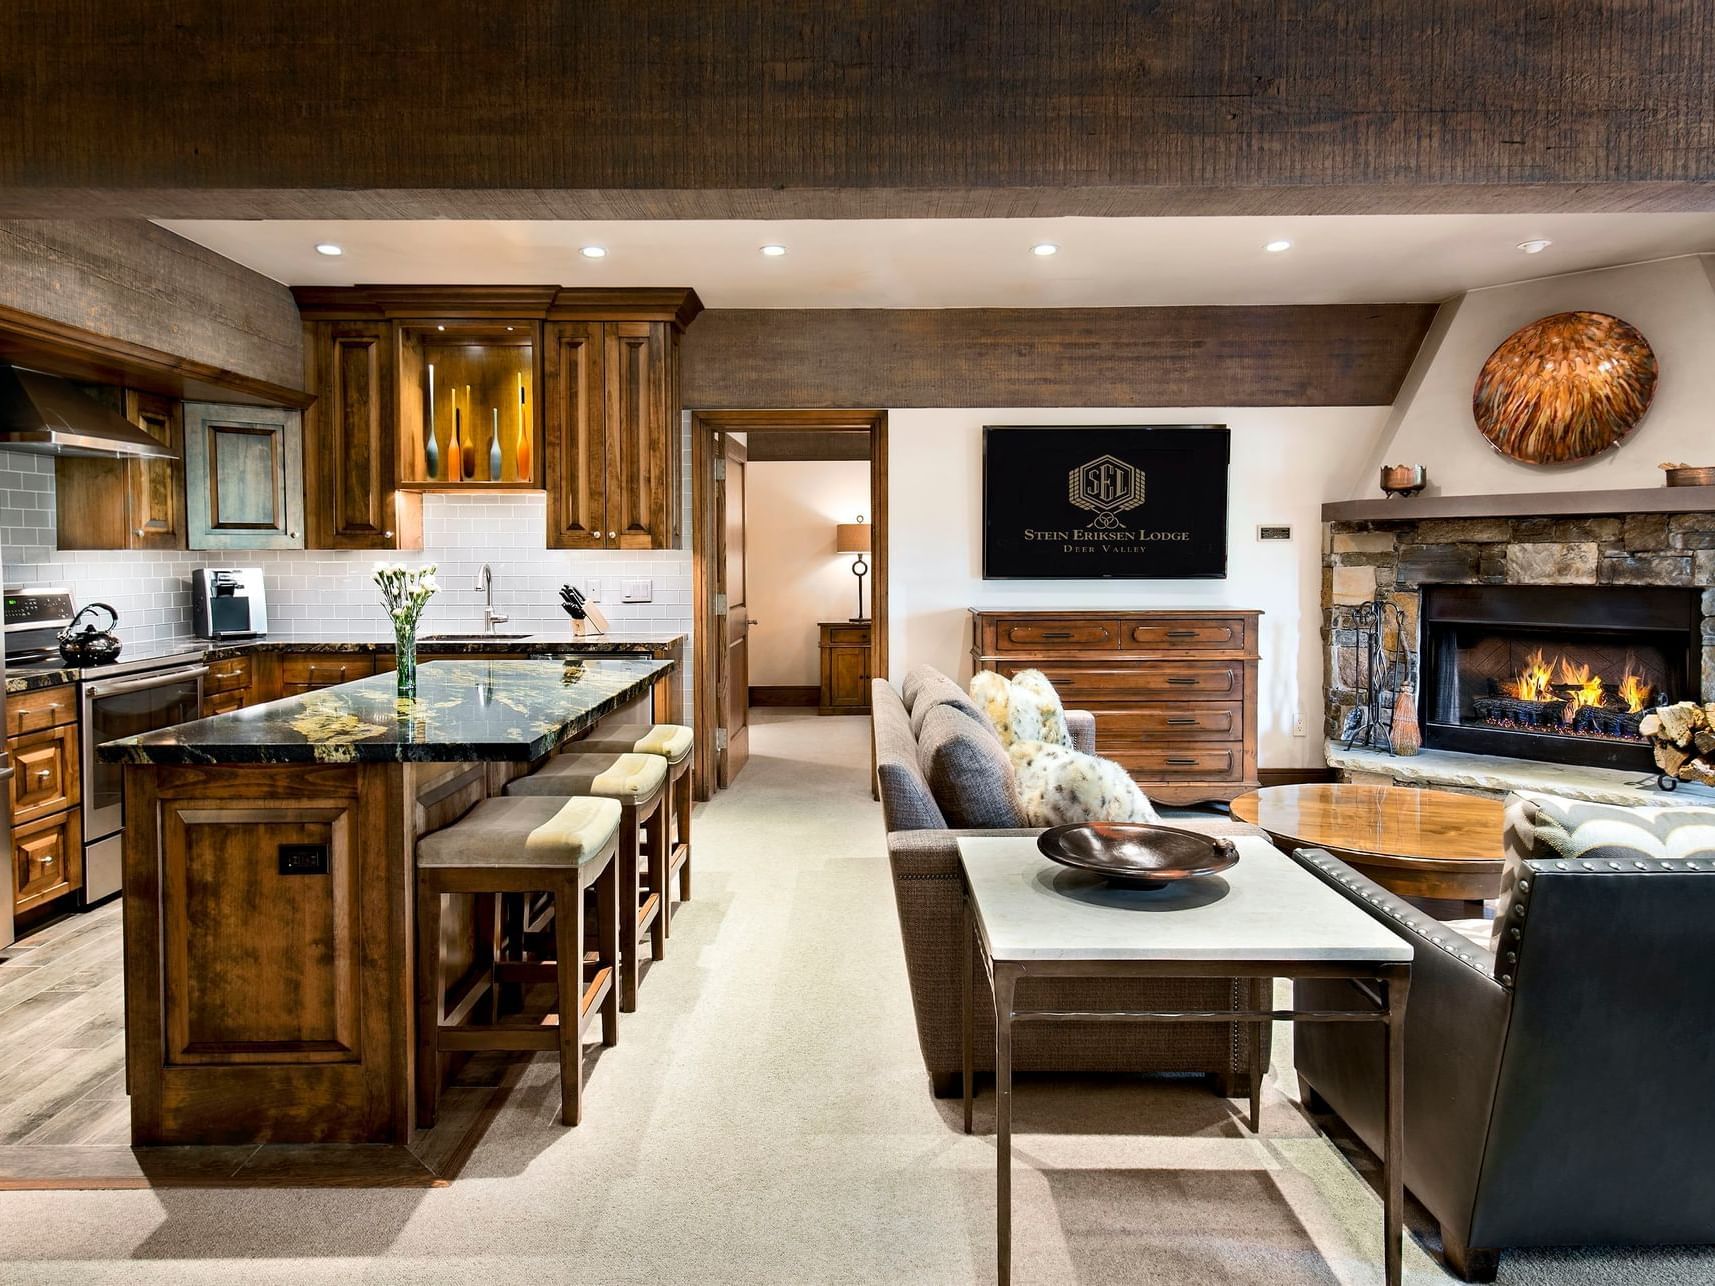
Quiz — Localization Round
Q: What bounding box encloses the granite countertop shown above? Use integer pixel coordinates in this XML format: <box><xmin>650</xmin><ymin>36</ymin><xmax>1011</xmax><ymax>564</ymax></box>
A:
<box><xmin>4</xmin><ymin>632</ymin><xmax>685</xmax><ymax>695</ymax></box>
<box><xmin>98</xmin><ymin>657</ymin><xmax>674</xmax><ymax>765</ymax></box>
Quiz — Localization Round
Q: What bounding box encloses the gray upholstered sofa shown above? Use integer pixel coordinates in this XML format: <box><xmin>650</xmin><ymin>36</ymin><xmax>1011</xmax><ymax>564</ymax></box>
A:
<box><xmin>1292</xmin><ymin>792</ymin><xmax>1715</xmax><ymax>1281</ymax></box>
<box><xmin>873</xmin><ymin>667</ymin><xmax>1267</xmax><ymax>1097</ymax></box>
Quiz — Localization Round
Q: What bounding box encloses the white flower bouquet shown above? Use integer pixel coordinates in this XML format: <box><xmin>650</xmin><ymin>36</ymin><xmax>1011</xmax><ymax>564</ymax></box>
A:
<box><xmin>374</xmin><ymin>562</ymin><xmax>438</xmax><ymax>695</ymax></box>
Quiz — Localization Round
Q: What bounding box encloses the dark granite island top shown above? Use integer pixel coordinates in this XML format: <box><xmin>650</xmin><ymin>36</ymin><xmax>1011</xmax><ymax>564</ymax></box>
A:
<box><xmin>100</xmin><ymin>657</ymin><xmax>673</xmax><ymax>766</ymax></box>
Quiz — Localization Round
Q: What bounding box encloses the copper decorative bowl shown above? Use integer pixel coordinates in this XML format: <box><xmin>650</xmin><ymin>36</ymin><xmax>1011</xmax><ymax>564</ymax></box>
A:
<box><xmin>1036</xmin><ymin>822</ymin><xmax>1240</xmax><ymax>889</ymax></box>
<box><xmin>1662</xmin><ymin>464</ymin><xmax>1715</xmax><ymax>488</ymax></box>
<box><xmin>1379</xmin><ymin>464</ymin><xmax>1427</xmax><ymax>497</ymax></box>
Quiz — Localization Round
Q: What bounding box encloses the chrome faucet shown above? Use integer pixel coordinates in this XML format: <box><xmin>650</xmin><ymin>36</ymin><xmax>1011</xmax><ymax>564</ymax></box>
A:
<box><xmin>476</xmin><ymin>563</ymin><xmax>509</xmax><ymax>635</ymax></box>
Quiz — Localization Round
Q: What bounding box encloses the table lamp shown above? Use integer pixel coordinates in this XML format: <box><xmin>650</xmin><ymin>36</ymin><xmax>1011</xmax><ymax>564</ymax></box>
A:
<box><xmin>836</xmin><ymin>515</ymin><xmax>872</xmax><ymax>621</ymax></box>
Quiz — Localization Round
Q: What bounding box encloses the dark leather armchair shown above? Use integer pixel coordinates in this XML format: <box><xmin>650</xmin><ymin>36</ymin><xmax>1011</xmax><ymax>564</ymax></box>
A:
<box><xmin>1290</xmin><ymin>846</ymin><xmax>1715</xmax><ymax>1281</ymax></box>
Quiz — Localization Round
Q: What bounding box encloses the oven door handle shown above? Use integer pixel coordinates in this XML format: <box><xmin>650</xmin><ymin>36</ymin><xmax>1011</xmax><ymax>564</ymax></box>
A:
<box><xmin>84</xmin><ymin>666</ymin><xmax>210</xmax><ymax>700</ymax></box>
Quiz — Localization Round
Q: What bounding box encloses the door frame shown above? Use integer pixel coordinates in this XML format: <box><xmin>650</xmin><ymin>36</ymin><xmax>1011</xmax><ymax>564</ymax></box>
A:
<box><xmin>690</xmin><ymin>408</ymin><xmax>888</xmax><ymax>800</ymax></box>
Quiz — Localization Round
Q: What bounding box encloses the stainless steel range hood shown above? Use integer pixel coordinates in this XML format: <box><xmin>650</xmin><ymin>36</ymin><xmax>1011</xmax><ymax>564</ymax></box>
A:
<box><xmin>0</xmin><ymin>364</ymin><xmax>175</xmax><ymax>459</ymax></box>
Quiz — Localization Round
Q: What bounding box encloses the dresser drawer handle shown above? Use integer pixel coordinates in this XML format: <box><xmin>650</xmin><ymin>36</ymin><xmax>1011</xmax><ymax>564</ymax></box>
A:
<box><xmin>1166</xmin><ymin>717</ymin><xmax>1198</xmax><ymax>726</ymax></box>
<box><xmin>1039</xmin><ymin>631</ymin><xmax>1073</xmax><ymax>640</ymax></box>
<box><xmin>1165</xmin><ymin>757</ymin><xmax>1199</xmax><ymax>766</ymax></box>
<box><xmin>34</xmin><ymin>768</ymin><xmax>51</xmax><ymax>782</ymax></box>
<box><xmin>1165</xmin><ymin>677</ymin><xmax>1199</xmax><ymax>686</ymax></box>
<box><xmin>1165</xmin><ymin>629</ymin><xmax>1200</xmax><ymax>638</ymax></box>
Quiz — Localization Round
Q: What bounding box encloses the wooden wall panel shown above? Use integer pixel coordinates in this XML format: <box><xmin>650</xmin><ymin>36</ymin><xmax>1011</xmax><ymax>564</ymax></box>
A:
<box><xmin>0</xmin><ymin>220</ymin><xmax>302</xmax><ymax>388</ymax></box>
<box><xmin>683</xmin><ymin>306</ymin><xmax>1438</xmax><ymax>409</ymax></box>
<box><xmin>1</xmin><ymin>3</ymin><xmax>1712</xmax><ymax>218</ymax></box>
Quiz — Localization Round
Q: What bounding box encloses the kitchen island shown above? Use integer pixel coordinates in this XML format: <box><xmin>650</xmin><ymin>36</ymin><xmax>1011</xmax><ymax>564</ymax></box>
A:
<box><xmin>100</xmin><ymin>656</ymin><xmax>673</xmax><ymax>1146</ymax></box>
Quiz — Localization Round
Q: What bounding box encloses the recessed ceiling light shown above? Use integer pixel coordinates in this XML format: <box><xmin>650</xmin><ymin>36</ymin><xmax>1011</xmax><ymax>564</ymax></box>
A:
<box><xmin>1030</xmin><ymin>243</ymin><xmax>1059</xmax><ymax>257</ymax></box>
<box><xmin>314</xmin><ymin>242</ymin><xmax>343</xmax><ymax>257</ymax></box>
<box><xmin>580</xmin><ymin>245</ymin><xmax>607</xmax><ymax>259</ymax></box>
<box><xmin>1264</xmin><ymin>239</ymin><xmax>1293</xmax><ymax>253</ymax></box>
<box><xmin>1517</xmin><ymin>238</ymin><xmax>1553</xmax><ymax>254</ymax></box>
<box><xmin>759</xmin><ymin>244</ymin><xmax>787</xmax><ymax>257</ymax></box>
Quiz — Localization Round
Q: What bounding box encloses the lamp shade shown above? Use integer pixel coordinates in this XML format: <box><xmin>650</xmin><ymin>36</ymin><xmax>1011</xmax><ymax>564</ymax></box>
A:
<box><xmin>836</xmin><ymin>522</ymin><xmax>871</xmax><ymax>553</ymax></box>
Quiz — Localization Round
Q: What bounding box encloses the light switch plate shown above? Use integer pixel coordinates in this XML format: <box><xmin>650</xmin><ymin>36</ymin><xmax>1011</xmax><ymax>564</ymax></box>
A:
<box><xmin>622</xmin><ymin>578</ymin><xmax>654</xmax><ymax>603</ymax></box>
<box><xmin>583</xmin><ymin>579</ymin><xmax>602</xmax><ymax>602</ymax></box>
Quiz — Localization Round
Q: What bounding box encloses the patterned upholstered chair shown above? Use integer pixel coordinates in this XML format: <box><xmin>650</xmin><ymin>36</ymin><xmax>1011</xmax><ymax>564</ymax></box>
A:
<box><xmin>873</xmin><ymin>666</ymin><xmax>1268</xmax><ymax>1099</ymax></box>
<box><xmin>1292</xmin><ymin>790</ymin><xmax>1715</xmax><ymax>1280</ymax></box>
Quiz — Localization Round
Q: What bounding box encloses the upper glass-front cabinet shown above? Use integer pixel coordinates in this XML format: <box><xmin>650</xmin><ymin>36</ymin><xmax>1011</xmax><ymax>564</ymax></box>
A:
<box><xmin>399</xmin><ymin>322</ymin><xmax>539</xmax><ymax>489</ymax></box>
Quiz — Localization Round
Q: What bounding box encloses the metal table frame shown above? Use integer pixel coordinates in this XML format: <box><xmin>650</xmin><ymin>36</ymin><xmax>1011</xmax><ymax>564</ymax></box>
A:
<box><xmin>961</xmin><ymin>894</ymin><xmax>1412</xmax><ymax>1286</ymax></box>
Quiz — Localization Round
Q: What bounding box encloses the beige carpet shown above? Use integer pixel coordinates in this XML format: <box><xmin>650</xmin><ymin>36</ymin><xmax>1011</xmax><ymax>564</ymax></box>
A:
<box><xmin>0</xmin><ymin>710</ymin><xmax>1708</xmax><ymax>1284</ymax></box>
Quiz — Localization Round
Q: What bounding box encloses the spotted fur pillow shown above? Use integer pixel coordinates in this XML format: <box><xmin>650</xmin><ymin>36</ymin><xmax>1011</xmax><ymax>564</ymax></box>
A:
<box><xmin>970</xmin><ymin>669</ymin><xmax>1072</xmax><ymax>749</ymax></box>
<box><xmin>1008</xmin><ymin>739</ymin><xmax>1161</xmax><ymax>827</ymax></box>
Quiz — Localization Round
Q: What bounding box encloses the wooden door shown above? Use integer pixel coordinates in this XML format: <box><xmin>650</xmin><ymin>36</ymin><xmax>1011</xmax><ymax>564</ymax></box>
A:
<box><xmin>716</xmin><ymin>434</ymin><xmax>749</xmax><ymax>786</ymax></box>
<box><xmin>604</xmin><ymin>321</ymin><xmax>672</xmax><ymax>550</ymax></box>
<box><xmin>544</xmin><ymin>321</ymin><xmax>607</xmax><ymax>548</ymax></box>
<box><xmin>124</xmin><ymin>390</ymin><xmax>185</xmax><ymax>549</ymax></box>
<box><xmin>185</xmin><ymin>402</ymin><xmax>304</xmax><ymax>550</ymax></box>
<box><xmin>307</xmin><ymin>321</ymin><xmax>400</xmax><ymax>549</ymax></box>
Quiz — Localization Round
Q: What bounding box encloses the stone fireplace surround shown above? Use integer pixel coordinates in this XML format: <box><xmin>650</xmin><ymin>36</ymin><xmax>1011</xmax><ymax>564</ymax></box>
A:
<box><xmin>1323</xmin><ymin>510</ymin><xmax>1715</xmax><ymax>758</ymax></box>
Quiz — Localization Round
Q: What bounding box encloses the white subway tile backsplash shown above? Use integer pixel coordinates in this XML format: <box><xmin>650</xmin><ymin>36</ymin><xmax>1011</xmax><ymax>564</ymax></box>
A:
<box><xmin>0</xmin><ymin>435</ymin><xmax>697</xmax><ymax>709</ymax></box>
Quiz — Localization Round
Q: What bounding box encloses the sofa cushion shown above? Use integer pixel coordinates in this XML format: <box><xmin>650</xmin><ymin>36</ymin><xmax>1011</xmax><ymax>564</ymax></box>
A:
<box><xmin>873</xmin><ymin>680</ymin><xmax>946</xmax><ymax>832</ymax></box>
<box><xmin>916</xmin><ymin>703</ymin><xmax>1026</xmax><ymax>828</ymax></box>
<box><xmin>900</xmin><ymin>664</ymin><xmax>948</xmax><ymax>713</ymax></box>
<box><xmin>907</xmin><ymin>669</ymin><xmax>994</xmax><ymax>739</ymax></box>
<box><xmin>970</xmin><ymin>668</ymin><xmax>1072</xmax><ymax>749</ymax></box>
<box><xmin>1495</xmin><ymin>790</ymin><xmax>1715</xmax><ymax>951</ymax></box>
<box><xmin>1008</xmin><ymin>739</ymin><xmax>1161</xmax><ymax>827</ymax></box>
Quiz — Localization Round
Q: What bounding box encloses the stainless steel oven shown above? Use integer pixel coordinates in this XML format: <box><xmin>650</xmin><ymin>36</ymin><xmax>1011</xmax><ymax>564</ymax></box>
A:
<box><xmin>80</xmin><ymin>658</ymin><xmax>206</xmax><ymax>904</ymax></box>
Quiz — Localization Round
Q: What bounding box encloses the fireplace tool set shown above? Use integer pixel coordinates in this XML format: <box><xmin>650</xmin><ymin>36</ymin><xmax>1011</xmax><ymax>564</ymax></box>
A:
<box><xmin>1333</xmin><ymin>597</ymin><xmax>1414</xmax><ymax>755</ymax></box>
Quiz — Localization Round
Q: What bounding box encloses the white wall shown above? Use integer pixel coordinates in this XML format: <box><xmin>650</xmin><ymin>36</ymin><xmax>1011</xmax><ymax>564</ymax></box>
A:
<box><xmin>887</xmin><ymin>408</ymin><xmax>1390</xmax><ymax>769</ymax></box>
<box><xmin>1354</xmin><ymin>254</ymin><xmax>1715</xmax><ymax>498</ymax></box>
<box><xmin>745</xmin><ymin>459</ymin><xmax>871</xmax><ymax>687</ymax></box>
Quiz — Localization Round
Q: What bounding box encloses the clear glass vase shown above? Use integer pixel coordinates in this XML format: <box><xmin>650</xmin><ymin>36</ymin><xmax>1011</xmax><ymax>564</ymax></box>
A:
<box><xmin>395</xmin><ymin>622</ymin><xmax>418</xmax><ymax>698</ymax></box>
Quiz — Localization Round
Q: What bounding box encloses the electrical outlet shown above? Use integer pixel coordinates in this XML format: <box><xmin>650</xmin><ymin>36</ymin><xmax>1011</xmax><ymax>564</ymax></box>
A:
<box><xmin>583</xmin><ymin>579</ymin><xmax>602</xmax><ymax>602</ymax></box>
<box><xmin>279</xmin><ymin>843</ymin><xmax>329</xmax><ymax>876</ymax></box>
<box><xmin>1292</xmin><ymin>714</ymin><xmax>1307</xmax><ymax>738</ymax></box>
<box><xmin>622</xmin><ymin>578</ymin><xmax>653</xmax><ymax>603</ymax></box>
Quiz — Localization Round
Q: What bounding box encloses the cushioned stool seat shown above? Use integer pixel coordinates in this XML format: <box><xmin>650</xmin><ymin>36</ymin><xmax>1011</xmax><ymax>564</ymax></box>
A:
<box><xmin>506</xmin><ymin>751</ymin><xmax>667</xmax><ymax>805</ymax></box>
<box><xmin>576</xmin><ymin>722</ymin><xmax>693</xmax><ymax>764</ymax></box>
<box><xmin>508</xmin><ymin>750</ymin><xmax>669</xmax><ymax>1011</ymax></box>
<box><xmin>418</xmin><ymin>795</ymin><xmax>621</xmax><ymax>867</ymax></box>
<box><xmin>415</xmin><ymin>793</ymin><xmax>623</xmax><ymax>1129</ymax></box>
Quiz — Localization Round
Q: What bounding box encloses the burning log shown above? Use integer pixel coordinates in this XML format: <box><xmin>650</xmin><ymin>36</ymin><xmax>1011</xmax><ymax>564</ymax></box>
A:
<box><xmin>1645</xmin><ymin>701</ymin><xmax>1715</xmax><ymax>785</ymax></box>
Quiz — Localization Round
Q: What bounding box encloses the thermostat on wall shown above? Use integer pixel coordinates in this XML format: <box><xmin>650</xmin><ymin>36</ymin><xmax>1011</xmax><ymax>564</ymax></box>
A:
<box><xmin>1257</xmin><ymin>525</ymin><xmax>1293</xmax><ymax>542</ymax></box>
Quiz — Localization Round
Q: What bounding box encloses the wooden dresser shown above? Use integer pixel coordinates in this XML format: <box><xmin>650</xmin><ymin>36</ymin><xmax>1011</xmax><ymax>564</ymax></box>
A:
<box><xmin>819</xmin><ymin>621</ymin><xmax>872</xmax><ymax>715</ymax></box>
<box><xmin>970</xmin><ymin>608</ymin><xmax>1261</xmax><ymax>805</ymax></box>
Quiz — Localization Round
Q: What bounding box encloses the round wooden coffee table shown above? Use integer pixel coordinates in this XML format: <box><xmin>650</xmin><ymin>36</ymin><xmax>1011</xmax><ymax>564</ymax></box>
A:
<box><xmin>1230</xmin><ymin>783</ymin><xmax>1504</xmax><ymax>919</ymax></box>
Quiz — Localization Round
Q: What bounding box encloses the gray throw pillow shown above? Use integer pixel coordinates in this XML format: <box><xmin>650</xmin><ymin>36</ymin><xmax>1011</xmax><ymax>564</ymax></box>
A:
<box><xmin>908</xmin><ymin>670</ymin><xmax>994</xmax><ymax>740</ymax></box>
<box><xmin>916</xmin><ymin>703</ymin><xmax>1026</xmax><ymax>829</ymax></box>
<box><xmin>900</xmin><ymin>664</ymin><xmax>946</xmax><ymax>713</ymax></box>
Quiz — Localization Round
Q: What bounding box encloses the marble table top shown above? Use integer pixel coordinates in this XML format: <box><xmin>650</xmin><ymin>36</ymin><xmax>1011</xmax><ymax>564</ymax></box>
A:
<box><xmin>957</xmin><ymin>835</ymin><xmax>1413</xmax><ymax>964</ymax></box>
<box><xmin>99</xmin><ymin>657</ymin><xmax>672</xmax><ymax>766</ymax></box>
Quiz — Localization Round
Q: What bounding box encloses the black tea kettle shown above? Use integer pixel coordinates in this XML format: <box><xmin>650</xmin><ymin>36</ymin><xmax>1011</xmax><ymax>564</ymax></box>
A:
<box><xmin>59</xmin><ymin>602</ymin><xmax>123</xmax><ymax>666</ymax></box>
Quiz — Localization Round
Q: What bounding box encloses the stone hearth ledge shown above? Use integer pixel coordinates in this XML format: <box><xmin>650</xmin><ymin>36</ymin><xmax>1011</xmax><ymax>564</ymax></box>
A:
<box><xmin>1327</xmin><ymin>742</ymin><xmax>1715</xmax><ymax>808</ymax></box>
<box><xmin>98</xmin><ymin>657</ymin><xmax>672</xmax><ymax>765</ymax></box>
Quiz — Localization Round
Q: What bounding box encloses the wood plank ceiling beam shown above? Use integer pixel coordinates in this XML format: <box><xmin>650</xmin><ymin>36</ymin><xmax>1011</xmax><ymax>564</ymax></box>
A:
<box><xmin>1</xmin><ymin>2</ymin><xmax>1712</xmax><ymax>218</ymax></box>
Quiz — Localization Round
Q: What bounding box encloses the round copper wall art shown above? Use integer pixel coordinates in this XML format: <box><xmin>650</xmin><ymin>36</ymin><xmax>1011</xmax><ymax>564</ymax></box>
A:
<box><xmin>1472</xmin><ymin>311</ymin><xmax>1658</xmax><ymax>465</ymax></box>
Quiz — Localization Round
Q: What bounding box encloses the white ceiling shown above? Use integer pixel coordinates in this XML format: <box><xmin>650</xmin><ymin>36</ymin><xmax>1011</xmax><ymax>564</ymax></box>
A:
<box><xmin>158</xmin><ymin>215</ymin><xmax>1715</xmax><ymax>308</ymax></box>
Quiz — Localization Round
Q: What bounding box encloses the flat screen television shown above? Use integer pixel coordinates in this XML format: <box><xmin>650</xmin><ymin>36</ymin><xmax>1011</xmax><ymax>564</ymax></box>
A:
<box><xmin>982</xmin><ymin>425</ymin><xmax>1229</xmax><ymax>579</ymax></box>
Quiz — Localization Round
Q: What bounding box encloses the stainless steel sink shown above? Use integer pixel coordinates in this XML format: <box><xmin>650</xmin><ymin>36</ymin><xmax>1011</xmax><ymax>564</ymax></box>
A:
<box><xmin>419</xmin><ymin>633</ymin><xmax>535</xmax><ymax>642</ymax></box>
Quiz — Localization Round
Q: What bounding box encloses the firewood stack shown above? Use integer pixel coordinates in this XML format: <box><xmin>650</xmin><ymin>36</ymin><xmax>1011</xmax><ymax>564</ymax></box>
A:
<box><xmin>1641</xmin><ymin>702</ymin><xmax>1715</xmax><ymax>786</ymax></box>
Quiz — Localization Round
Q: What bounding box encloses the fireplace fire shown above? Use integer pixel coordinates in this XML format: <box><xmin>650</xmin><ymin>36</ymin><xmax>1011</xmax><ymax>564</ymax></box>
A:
<box><xmin>1421</xmin><ymin>584</ymin><xmax>1703</xmax><ymax>771</ymax></box>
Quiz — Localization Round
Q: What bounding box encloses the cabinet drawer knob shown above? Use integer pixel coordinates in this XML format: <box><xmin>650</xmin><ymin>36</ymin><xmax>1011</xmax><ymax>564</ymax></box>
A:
<box><xmin>34</xmin><ymin>768</ymin><xmax>51</xmax><ymax>782</ymax></box>
<box><xmin>608</xmin><ymin>531</ymin><xmax>617</xmax><ymax>540</ymax></box>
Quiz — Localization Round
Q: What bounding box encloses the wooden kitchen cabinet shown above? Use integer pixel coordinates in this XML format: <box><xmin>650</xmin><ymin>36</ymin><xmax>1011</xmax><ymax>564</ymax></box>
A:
<box><xmin>202</xmin><ymin>653</ymin><xmax>254</xmax><ymax>716</ymax></box>
<box><xmin>6</xmin><ymin>681</ymin><xmax>82</xmax><ymax>914</ymax></box>
<box><xmin>971</xmin><ymin>608</ymin><xmax>1261</xmax><ymax>805</ymax></box>
<box><xmin>184</xmin><ymin>401</ymin><xmax>305</xmax><ymax>550</ymax></box>
<box><xmin>819</xmin><ymin>621</ymin><xmax>872</xmax><ymax>714</ymax></box>
<box><xmin>303</xmin><ymin>320</ymin><xmax>421</xmax><ymax>550</ymax></box>
<box><xmin>277</xmin><ymin>652</ymin><xmax>375</xmax><ymax>697</ymax></box>
<box><xmin>545</xmin><ymin>320</ymin><xmax>681</xmax><ymax>550</ymax></box>
<box><xmin>55</xmin><ymin>389</ymin><xmax>187</xmax><ymax>551</ymax></box>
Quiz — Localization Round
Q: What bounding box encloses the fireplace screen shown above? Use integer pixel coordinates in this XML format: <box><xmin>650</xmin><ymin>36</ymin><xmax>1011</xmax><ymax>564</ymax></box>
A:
<box><xmin>1421</xmin><ymin>584</ymin><xmax>1702</xmax><ymax>771</ymax></box>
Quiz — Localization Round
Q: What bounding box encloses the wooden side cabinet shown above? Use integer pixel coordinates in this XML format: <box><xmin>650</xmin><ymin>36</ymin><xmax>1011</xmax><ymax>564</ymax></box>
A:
<box><xmin>819</xmin><ymin>621</ymin><xmax>872</xmax><ymax>715</ymax></box>
<box><xmin>970</xmin><ymin>608</ymin><xmax>1262</xmax><ymax>805</ymax></box>
<box><xmin>184</xmin><ymin>402</ymin><xmax>305</xmax><ymax>550</ymax></box>
<box><xmin>56</xmin><ymin>389</ymin><xmax>186</xmax><ymax>551</ymax></box>
<box><xmin>7</xmin><ymin>682</ymin><xmax>83</xmax><ymax>915</ymax></box>
<box><xmin>303</xmin><ymin>320</ymin><xmax>420</xmax><ymax>550</ymax></box>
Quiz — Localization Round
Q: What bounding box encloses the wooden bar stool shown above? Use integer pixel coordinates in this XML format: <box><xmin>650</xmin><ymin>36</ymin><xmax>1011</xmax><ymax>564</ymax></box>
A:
<box><xmin>508</xmin><ymin>751</ymin><xmax>668</xmax><ymax>1012</ymax></box>
<box><xmin>416</xmin><ymin>794</ymin><xmax>622</xmax><ymax>1127</ymax></box>
<box><xmin>573</xmin><ymin>723</ymin><xmax>693</xmax><ymax>931</ymax></box>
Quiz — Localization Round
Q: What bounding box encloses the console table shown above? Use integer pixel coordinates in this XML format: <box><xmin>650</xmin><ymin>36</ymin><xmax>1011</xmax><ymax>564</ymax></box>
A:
<box><xmin>958</xmin><ymin>834</ymin><xmax>1413</xmax><ymax>1285</ymax></box>
<box><xmin>970</xmin><ymin>608</ymin><xmax>1261</xmax><ymax>803</ymax></box>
